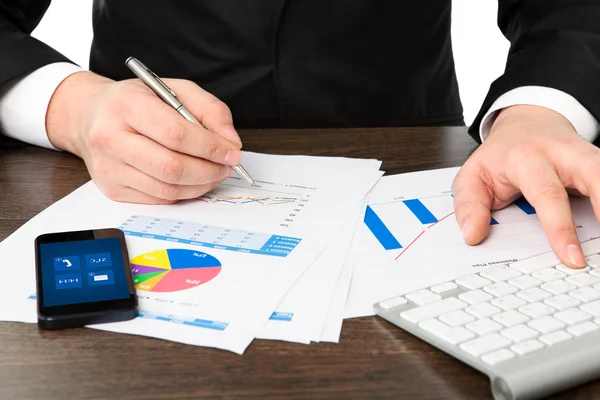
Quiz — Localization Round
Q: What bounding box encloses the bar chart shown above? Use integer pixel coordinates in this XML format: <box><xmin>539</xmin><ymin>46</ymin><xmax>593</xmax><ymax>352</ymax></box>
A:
<box><xmin>364</xmin><ymin>195</ymin><xmax>536</xmax><ymax>252</ymax></box>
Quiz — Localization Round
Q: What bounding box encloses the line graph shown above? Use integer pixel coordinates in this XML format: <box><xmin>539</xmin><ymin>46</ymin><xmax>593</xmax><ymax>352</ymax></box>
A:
<box><xmin>199</xmin><ymin>193</ymin><xmax>298</xmax><ymax>206</ymax></box>
<box><xmin>198</xmin><ymin>184</ymin><xmax>302</xmax><ymax>206</ymax></box>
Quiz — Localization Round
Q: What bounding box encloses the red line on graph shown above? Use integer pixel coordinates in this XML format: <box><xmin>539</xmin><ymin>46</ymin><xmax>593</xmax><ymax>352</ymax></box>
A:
<box><xmin>394</xmin><ymin>211</ymin><xmax>456</xmax><ymax>261</ymax></box>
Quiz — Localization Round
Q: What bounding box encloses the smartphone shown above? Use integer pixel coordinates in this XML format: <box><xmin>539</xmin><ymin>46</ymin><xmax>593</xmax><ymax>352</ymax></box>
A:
<box><xmin>35</xmin><ymin>228</ymin><xmax>138</xmax><ymax>329</ymax></box>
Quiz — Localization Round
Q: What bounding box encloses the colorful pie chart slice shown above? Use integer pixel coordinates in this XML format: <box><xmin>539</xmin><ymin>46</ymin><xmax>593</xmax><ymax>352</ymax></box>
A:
<box><xmin>130</xmin><ymin>249</ymin><xmax>221</xmax><ymax>292</ymax></box>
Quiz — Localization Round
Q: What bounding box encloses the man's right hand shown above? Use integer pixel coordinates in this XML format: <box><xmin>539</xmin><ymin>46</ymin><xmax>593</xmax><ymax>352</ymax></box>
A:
<box><xmin>46</xmin><ymin>71</ymin><xmax>243</xmax><ymax>204</ymax></box>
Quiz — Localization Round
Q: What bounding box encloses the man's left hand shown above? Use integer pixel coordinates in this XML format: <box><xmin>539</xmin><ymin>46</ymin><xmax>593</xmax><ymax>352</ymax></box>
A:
<box><xmin>452</xmin><ymin>105</ymin><xmax>600</xmax><ymax>269</ymax></box>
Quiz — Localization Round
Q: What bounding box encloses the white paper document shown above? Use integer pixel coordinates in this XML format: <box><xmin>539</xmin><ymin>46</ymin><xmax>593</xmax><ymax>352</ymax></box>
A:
<box><xmin>345</xmin><ymin>167</ymin><xmax>600</xmax><ymax>318</ymax></box>
<box><xmin>0</xmin><ymin>152</ymin><xmax>381</xmax><ymax>353</ymax></box>
<box><xmin>258</xmin><ymin>199</ymin><xmax>369</xmax><ymax>344</ymax></box>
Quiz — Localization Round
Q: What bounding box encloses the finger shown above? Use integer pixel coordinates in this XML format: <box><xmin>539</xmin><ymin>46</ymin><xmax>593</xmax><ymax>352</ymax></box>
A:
<box><xmin>166</xmin><ymin>80</ymin><xmax>242</xmax><ymax>147</ymax></box>
<box><xmin>99</xmin><ymin>184</ymin><xmax>177</xmax><ymax>205</ymax></box>
<box><xmin>514</xmin><ymin>160</ymin><xmax>586</xmax><ymax>268</ymax></box>
<box><xmin>452</xmin><ymin>166</ymin><xmax>494</xmax><ymax>245</ymax></box>
<box><xmin>124</xmin><ymin>94</ymin><xmax>242</xmax><ymax>165</ymax></box>
<box><xmin>107</xmin><ymin>130</ymin><xmax>231</xmax><ymax>185</ymax></box>
<box><xmin>119</xmin><ymin>163</ymin><xmax>225</xmax><ymax>201</ymax></box>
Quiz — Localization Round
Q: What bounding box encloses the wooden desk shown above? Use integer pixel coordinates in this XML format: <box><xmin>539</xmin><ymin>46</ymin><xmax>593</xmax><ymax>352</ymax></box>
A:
<box><xmin>0</xmin><ymin>127</ymin><xmax>597</xmax><ymax>400</ymax></box>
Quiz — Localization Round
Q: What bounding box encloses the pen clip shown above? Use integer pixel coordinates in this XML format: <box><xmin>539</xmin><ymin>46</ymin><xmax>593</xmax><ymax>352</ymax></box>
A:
<box><xmin>151</xmin><ymin>72</ymin><xmax>177</xmax><ymax>98</ymax></box>
<box><xmin>136</xmin><ymin>59</ymin><xmax>177</xmax><ymax>98</ymax></box>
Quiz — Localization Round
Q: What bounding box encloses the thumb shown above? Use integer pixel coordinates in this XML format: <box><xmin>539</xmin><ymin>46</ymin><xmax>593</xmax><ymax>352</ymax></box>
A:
<box><xmin>452</xmin><ymin>167</ymin><xmax>494</xmax><ymax>245</ymax></box>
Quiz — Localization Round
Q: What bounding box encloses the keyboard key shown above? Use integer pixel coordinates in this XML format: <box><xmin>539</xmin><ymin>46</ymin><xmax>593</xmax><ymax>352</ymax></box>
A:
<box><xmin>589</xmin><ymin>269</ymin><xmax>600</xmax><ymax>278</ymax></box>
<box><xmin>491</xmin><ymin>295</ymin><xmax>527</xmax><ymax>311</ymax></box>
<box><xmin>460</xmin><ymin>333</ymin><xmax>512</xmax><ymax>357</ymax></box>
<box><xmin>500</xmin><ymin>324</ymin><xmax>539</xmax><ymax>343</ymax></box>
<box><xmin>379</xmin><ymin>296</ymin><xmax>407</xmax><ymax>310</ymax></box>
<box><xmin>518</xmin><ymin>302</ymin><xmax>556</xmax><ymax>319</ymax></box>
<box><xmin>586</xmin><ymin>254</ymin><xmax>600</xmax><ymax>268</ymax></box>
<box><xmin>439</xmin><ymin>310</ymin><xmax>474</xmax><ymax>327</ymax></box>
<box><xmin>511</xmin><ymin>340</ymin><xmax>544</xmax><ymax>356</ymax></box>
<box><xmin>430</xmin><ymin>282</ymin><xmax>458</xmax><ymax>294</ymax></box>
<box><xmin>484</xmin><ymin>282</ymin><xmax>518</xmax><ymax>297</ymax></box>
<box><xmin>565</xmin><ymin>273</ymin><xmax>600</xmax><ymax>288</ymax></box>
<box><xmin>493</xmin><ymin>310</ymin><xmax>530</xmax><ymax>327</ymax></box>
<box><xmin>516</xmin><ymin>287</ymin><xmax>552</xmax><ymax>303</ymax></box>
<box><xmin>400</xmin><ymin>297</ymin><xmax>467</xmax><ymax>324</ymax></box>
<box><xmin>555</xmin><ymin>264</ymin><xmax>589</xmax><ymax>275</ymax></box>
<box><xmin>567</xmin><ymin>321</ymin><xmax>599</xmax><ymax>337</ymax></box>
<box><xmin>539</xmin><ymin>330</ymin><xmax>572</xmax><ymax>345</ymax></box>
<box><xmin>465</xmin><ymin>318</ymin><xmax>503</xmax><ymax>336</ymax></box>
<box><xmin>528</xmin><ymin>316</ymin><xmax>566</xmax><ymax>334</ymax></box>
<box><xmin>580</xmin><ymin>300</ymin><xmax>600</xmax><ymax>317</ymax></box>
<box><xmin>480</xmin><ymin>266</ymin><xmax>521</xmax><ymax>283</ymax></box>
<box><xmin>582</xmin><ymin>241</ymin><xmax>600</xmax><ymax>257</ymax></box>
<box><xmin>456</xmin><ymin>275</ymin><xmax>492</xmax><ymax>290</ymax></box>
<box><xmin>507</xmin><ymin>275</ymin><xmax>542</xmax><ymax>290</ymax></box>
<box><xmin>540</xmin><ymin>280</ymin><xmax>577</xmax><ymax>295</ymax></box>
<box><xmin>544</xmin><ymin>295</ymin><xmax>581</xmax><ymax>311</ymax></box>
<box><xmin>554</xmin><ymin>308</ymin><xmax>592</xmax><ymax>325</ymax></box>
<box><xmin>510</xmin><ymin>253</ymin><xmax>560</xmax><ymax>274</ymax></box>
<box><xmin>419</xmin><ymin>319</ymin><xmax>476</xmax><ymax>345</ymax></box>
<box><xmin>481</xmin><ymin>349</ymin><xmax>515</xmax><ymax>366</ymax></box>
<box><xmin>532</xmin><ymin>268</ymin><xmax>566</xmax><ymax>283</ymax></box>
<box><xmin>465</xmin><ymin>302</ymin><xmax>501</xmax><ymax>319</ymax></box>
<box><xmin>458</xmin><ymin>290</ymin><xmax>493</xmax><ymax>305</ymax></box>
<box><xmin>569</xmin><ymin>287</ymin><xmax>600</xmax><ymax>303</ymax></box>
<box><xmin>406</xmin><ymin>289</ymin><xmax>442</xmax><ymax>306</ymax></box>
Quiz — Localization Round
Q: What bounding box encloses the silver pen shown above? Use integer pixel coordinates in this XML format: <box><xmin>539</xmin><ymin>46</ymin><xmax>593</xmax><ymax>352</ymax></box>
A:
<box><xmin>125</xmin><ymin>57</ymin><xmax>256</xmax><ymax>186</ymax></box>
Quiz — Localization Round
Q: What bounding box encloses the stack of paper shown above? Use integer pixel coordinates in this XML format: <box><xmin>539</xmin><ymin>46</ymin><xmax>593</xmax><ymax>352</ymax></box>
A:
<box><xmin>3</xmin><ymin>155</ymin><xmax>600</xmax><ymax>354</ymax></box>
<box><xmin>0</xmin><ymin>152</ymin><xmax>382</xmax><ymax>353</ymax></box>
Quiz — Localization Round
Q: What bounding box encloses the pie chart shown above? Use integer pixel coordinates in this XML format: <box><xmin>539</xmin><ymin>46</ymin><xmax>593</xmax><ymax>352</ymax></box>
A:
<box><xmin>130</xmin><ymin>249</ymin><xmax>222</xmax><ymax>292</ymax></box>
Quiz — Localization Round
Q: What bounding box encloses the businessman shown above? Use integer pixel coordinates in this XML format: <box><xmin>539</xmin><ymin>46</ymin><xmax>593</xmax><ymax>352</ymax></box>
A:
<box><xmin>1</xmin><ymin>1</ymin><xmax>599</xmax><ymax>269</ymax></box>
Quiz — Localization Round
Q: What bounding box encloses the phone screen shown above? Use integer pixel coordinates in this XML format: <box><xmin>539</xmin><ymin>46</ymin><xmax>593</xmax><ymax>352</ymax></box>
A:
<box><xmin>39</xmin><ymin>237</ymin><xmax>131</xmax><ymax>307</ymax></box>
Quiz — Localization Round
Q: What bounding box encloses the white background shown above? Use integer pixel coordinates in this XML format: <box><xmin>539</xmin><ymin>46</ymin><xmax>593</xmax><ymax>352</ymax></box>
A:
<box><xmin>31</xmin><ymin>0</ymin><xmax>509</xmax><ymax>125</ymax></box>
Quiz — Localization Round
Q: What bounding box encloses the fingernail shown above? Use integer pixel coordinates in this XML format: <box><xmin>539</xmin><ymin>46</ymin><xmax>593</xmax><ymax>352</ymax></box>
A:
<box><xmin>223</xmin><ymin>149</ymin><xmax>242</xmax><ymax>165</ymax></box>
<box><xmin>219</xmin><ymin>167</ymin><xmax>232</xmax><ymax>180</ymax></box>
<box><xmin>567</xmin><ymin>244</ymin><xmax>587</xmax><ymax>268</ymax></box>
<box><xmin>462</xmin><ymin>218</ymin><xmax>475</xmax><ymax>241</ymax></box>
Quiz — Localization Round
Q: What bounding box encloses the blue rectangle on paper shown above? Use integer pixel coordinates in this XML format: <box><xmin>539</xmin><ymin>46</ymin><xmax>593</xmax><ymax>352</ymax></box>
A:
<box><xmin>402</xmin><ymin>199</ymin><xmax>438</xmax><ymax>224</ymax></box>
<box><xmin>270</xmin><ymin>312</ymin><xmax>294</xmax><ymax>321</ymax></box>
<box><xmin>514</xmin><ymin>197</ymin><xmax>536</xmax><ymax>215</ymax></box>
<box><xmin>53</xmin><ymin>256</ymin><xmax>80</xmax><ymax>272</ymax></box>
<box><xmin>490</xmin><ymin>218</ymin><xmax>499</xmax><ymax>225</ymax></box>
<box><xmin>138</xmin><ymin>311</ymin><xmax>228</xmax><ymax>331</ymax></box>
<box><xmin>364</xmin><ymin>206</ymin><xmax>402</xmax><ymax>250</ymax></box>
<box><xmin>87</xmin><ymin>270</ymin><xmax>115</xmax><ymax>286</ymax></box>
<box><xmin>85</xmin><ymin>252</ymin><xmax>112</xmax><ymax>268</ymax></box>
<box><xmin>55</xmin><ymin>273</ymin><xmax>83</xmax><ymax>290</ymax></box>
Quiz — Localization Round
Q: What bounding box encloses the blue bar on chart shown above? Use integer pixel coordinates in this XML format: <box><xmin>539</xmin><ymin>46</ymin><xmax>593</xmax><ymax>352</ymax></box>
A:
<box><xmin>269</xmin><ymin>312</ymin><xmax>294</xmax><ymax>321</ymax></box>
<box><xmin>402</xmin><ymin>199</ymin><xmax>438</xmax><ymax>224</ymax></box>
<box><xmin>514</xmin><ymin>197</ymin><xmax>536</xmax><ymax>215</ymax></box>
<box><xmin>364</xmin><ymin>206</ymin><xmax>402</xmax><ymax>250</ymax></box>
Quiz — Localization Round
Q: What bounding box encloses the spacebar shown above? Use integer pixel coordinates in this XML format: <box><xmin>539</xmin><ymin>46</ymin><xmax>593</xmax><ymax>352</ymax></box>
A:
<box><xmin>400</xmin><ymin>297</ymin><xmax>467</xmax><ymax>324</ymax></box>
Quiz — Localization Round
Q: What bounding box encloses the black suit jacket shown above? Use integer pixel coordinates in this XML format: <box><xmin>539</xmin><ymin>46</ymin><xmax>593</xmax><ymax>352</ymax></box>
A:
<box><xmin>1</xmin><ymin>1</ymin><xmax>600</xmax><ymax>142</ymax></box>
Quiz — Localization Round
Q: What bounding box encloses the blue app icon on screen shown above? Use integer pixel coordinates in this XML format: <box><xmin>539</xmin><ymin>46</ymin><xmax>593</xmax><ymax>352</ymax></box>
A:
<box><xmin>54</xmin><ymin>256</ymin><xmax>81</xmax><ymax>272</ymax></box>
<box><xmin>87</xmin><ymin>270</ymin><xmax>115</xmax><ymax>286</ymax></box>
<box><xmin>86</xmin><ymin>253</ymin><xmax>113</xmax><ymax>268</ymax></box>
<box><xmin>55</xmin><ymin>273</ymin><xmax>83</xmax><ymax>290</ymax></box>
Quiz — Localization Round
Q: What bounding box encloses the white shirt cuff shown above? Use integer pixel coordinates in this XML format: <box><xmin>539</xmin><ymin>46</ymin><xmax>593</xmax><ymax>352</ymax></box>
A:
<box><xmin>480</xmin><ymin>86</ymin><xmax>600</xmax><ymax>142</ymax></box>
<box><xmin>0</xmin><ymin>62</ymin><xmax>84</xmax><ymax>149</ymax></box>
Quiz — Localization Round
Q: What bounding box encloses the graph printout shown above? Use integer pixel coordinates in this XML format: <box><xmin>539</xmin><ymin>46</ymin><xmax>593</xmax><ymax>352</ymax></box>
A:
<box><xmin>345</xmin><ymin>167</ymin><xmax>600</xmax><ymax>318</ymax></box>
<box><xmin>0</xmin><ymin>152</ymin><xmax>383</xmax><ymax>353</ymax></box>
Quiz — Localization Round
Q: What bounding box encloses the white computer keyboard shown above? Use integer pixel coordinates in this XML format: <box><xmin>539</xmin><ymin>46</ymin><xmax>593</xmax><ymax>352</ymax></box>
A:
<box><xmin>375</xmin><ymin>238</ymin><xmax>600</xmax><ymax>400</ymax></box>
